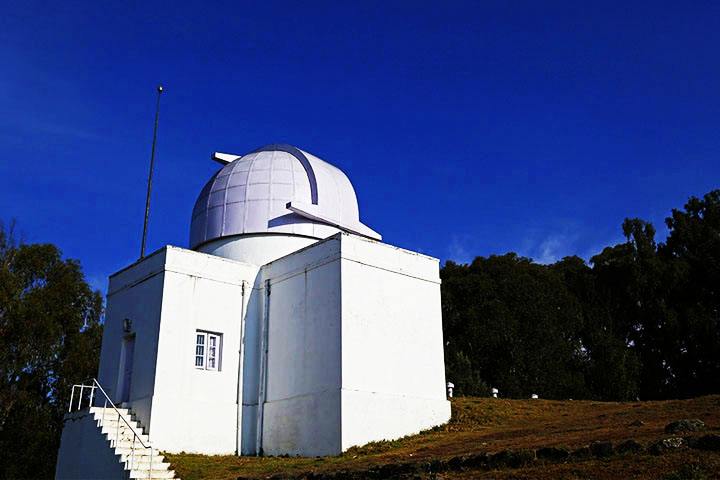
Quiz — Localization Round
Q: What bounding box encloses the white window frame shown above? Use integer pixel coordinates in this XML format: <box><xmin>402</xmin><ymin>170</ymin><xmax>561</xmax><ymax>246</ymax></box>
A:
<box><xmin>194</xmin><ymin>332</ymin><xmax>205</xmax><ymax>368</ymax></box>
<box><xmin>195</xmin><ymin>330</ymin><xmax>222</xmax><ymax>371</ymax></box>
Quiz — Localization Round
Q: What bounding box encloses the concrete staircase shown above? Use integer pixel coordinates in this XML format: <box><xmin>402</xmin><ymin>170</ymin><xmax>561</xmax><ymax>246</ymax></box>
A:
<box><xmin>89</xmin><ymin>407</ymin><xmax>178</xmax><ymax>479</ymax></box>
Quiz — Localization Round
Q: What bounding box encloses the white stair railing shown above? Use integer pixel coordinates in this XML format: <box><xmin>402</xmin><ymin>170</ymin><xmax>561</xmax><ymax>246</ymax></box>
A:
<box><xmin>68</xmin><ymin>378</ymin><xmax>154</xmax><ymax>478</ymax></box>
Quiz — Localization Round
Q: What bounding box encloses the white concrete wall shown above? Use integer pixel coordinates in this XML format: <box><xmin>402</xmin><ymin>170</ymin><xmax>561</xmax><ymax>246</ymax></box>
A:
<box><xmin>259</xmin><ymin>236</ymin><xmax>343</xmax><ymax>456</ymax></box>
<box><xmin>97</xmin><ymin>246</ymin><xmax>260</xmax><ymax>455</ymax></box>
<box><xmin>55</xmin><ymin>411</ymin><xmax>126</xmax><ymax>480</ymax></box>
<box><xmin>339</xmin><ymin>234</ymin><xmax>451</xmax><ymax>450</ymax></box>
<box><xmin>199</xmin><ymin>234</ymin><xmax>320</xmax><ymax>266</ymax></box>
<box><xmin>257</xmin><ymin>233</ymin><xmax>449</xmax><ymax>455</ymax></box>
<box><xmin>149</xmin><ymin>247</ymin><xmax>259</xmax><ymax>455</ymax></box>
<box><xmin>97</xmin><ymin>249</ymin><xmax>168</xmax><ymax>430</ymax></box>
<box><xmin>239</xmin><ymin>277</ymin><xmax>263</xmax><ymax>455</ymax></box>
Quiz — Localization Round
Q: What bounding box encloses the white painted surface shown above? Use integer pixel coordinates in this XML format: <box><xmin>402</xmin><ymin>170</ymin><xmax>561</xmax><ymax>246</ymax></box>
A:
<box><xmin>262</xmin><ymin>390</ymin><xmax>342</xmax><ymax>456</ymax></box>
<box><xmin>256</xmin><ymin>233</ymin><xmax>449</xmax><ymax>455</ymax></box>
<box><xmin>150</xmin><ymin>247</ymin><xmax>258</xmax><ymax>455</ymax></box>
<box><xmin>97</xmin><ymin>246</ymin><xmax>260</xmax><ymax>455</ymax></box>
<box><xmin>97</xmin><ymin>249</ymin><xmax>168</xmax><ymax>431</ymax></box>
<box><xmin>339</xmin><ymin>234</ymin><xmax>450</xmax><ymax>450</ymax></box>
<box><xmin>341</xmin><ymin>391</ymin><xmax>450</xmax><ymax>449</ymax></box>
<box><xmin>287</xmin><ymin>201</ymin><xmax>381</xmax><ymax>240</ymax></box>
<box><xmin>198</xmin><ymin>234</ymin><xmax>319</xmax><ymax>266</ymax></box>
<box><xmin>190</xmin><ymin>146</ymin><xmax>379</xmax><ymax>248</ymax></box>
<box><xmin>259</xmin><ymin>237</ymin><xmax>343</xmax><ymax>455</ymax></box>
<box><xmin>239</xmin><ymin>281</ymin><xmax>263</xmax><ymax>455</ymax></box>
<box><xmin>212</xmin><ymin>152</ymin><xmax>240</xmax><ymax>165</ymax></box>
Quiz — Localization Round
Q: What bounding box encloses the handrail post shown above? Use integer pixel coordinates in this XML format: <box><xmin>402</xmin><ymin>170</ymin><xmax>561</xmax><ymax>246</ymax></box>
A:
<box><xmin>68</xmin><ymin>378</ymin><xmax>153</xmax><ymax>469</ymax></box>
<box><xmin>102</xmin><ymin>399</ymin><xmax>107</xmax><ymax>428</ymax></box>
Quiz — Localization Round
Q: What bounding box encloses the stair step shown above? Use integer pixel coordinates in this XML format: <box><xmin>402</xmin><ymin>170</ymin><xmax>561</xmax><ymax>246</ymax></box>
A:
<box><xmin>125</xmin><ymin>460</ymin><xmax>169</xmax><ymax>470</ymax></box>
<box><xmin>119</xmin><ymin>455</ymin><xmax>165</xmax><ymax>467</ymax></box>
<box><xmin>114</xmin><ymin>446</ymin><xmax>158</xmax><ymax>456</ymax></box>
<box><xmin>94</xmin><ymin>412</ymin><xmax>137</xmax><ymax>422</ymax></box>
<box><xmin>100</xmin><ymin>421</ymin><xmax>142</xmax><ymax>432</ymax></box>
<box><xmin>104</xmin><ymin>431</ymin><xmax>148</xmax><ymax>443</ymax></box>
<box><xmin>128</xmin><ymin>469</ymin><xmax>175</xmax><ymax>479</ymax></box>
<box><xmin>94</xmin><ymin>409</ymin><xmax>133</xmax><ymax>418</ymax></box>
<box><xmin>90</xmin><ymin>406</ymin><xmax>130</xmax><ymax>416</ymax></box>
<box><xmin>112</xmin><ymin>437</ymin><xmax>152</xmax><ymax>448</ymax></box>
<box><xmin>86</xmin><ymin>403</ymin><xmax>177</xmax><ymax>478</ymax></box>
<box><xmin>121</xmin><ymin>454</ymin><xmax>165</xmax><ymax>463</ymax></box>
<box><xmin>100</xmin><ymin>420</ymin><xmax>145</xmax><ymax>435</ymax></box>
<box><xmin>103</xmin><ymin>419</ymin><xmax>137</xmax><ymax>429</ymax></box>
<box><xmin>110</xmin><ymin>429</ymin><xmax>150</xmax><ymax>445</ymax></box>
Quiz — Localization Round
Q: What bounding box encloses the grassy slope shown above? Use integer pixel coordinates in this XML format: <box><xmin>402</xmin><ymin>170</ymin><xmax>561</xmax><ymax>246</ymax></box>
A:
<box><xmin>167</xmin><ymin>395</ymin><xmax>720</xmax><ymax>479</ymax></box>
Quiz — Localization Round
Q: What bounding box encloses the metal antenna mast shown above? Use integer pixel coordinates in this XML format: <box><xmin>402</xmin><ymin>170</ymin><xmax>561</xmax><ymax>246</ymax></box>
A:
<box><xmin>140</xmin><ymin>84</ymin><xmax>164</xmax><ymax>259</ymax></box>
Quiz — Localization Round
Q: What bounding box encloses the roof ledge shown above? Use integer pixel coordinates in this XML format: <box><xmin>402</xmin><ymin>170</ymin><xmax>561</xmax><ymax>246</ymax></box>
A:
<box><xmin>287</xmin><ymin>201</ymin><xmax>381</xmax><ymax>241</ymax></box>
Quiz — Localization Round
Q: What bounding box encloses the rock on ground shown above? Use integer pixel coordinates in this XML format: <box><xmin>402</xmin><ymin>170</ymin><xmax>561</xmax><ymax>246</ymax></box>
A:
<box><xmin>664</xmin><ymin>419</ymin><xmax>705</xmax><ymax>434</ymax></box>
<box><xmin>650</xmin><ymin>437</ymin><xmax>686</xmax><ymax>455</ymax></box>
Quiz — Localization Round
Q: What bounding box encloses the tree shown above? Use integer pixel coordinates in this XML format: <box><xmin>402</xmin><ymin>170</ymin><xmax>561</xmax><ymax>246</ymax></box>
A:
<box><xmin>552</xmin><ymin>255</ymin><xmax>640</xmax><ymax>401</ymax></box>
<box><xmin>0</xmin><ymin>221</ymin><xmax>103</xmax><ymax>479</ymax></box>
<box><xmin>442</xmin><ymin>254</ymin><xmax>587</xmax><ymax>400</ymax></box>
<box><xmin>660</xmin><ymin>190</ymin><xmax>720</xmax><ymax>397</ymax></box>
<box><xmin>590</xmin><ymin>218</ymin><xmax>670</xmax><ymax>399</ymax></box>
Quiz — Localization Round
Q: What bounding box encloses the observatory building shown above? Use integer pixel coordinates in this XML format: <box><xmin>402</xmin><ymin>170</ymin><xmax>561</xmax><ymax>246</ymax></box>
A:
<box><xmin>56</xmin><ymin>145</ymin><xmax>450</xmax><ymax>478</ymax></box>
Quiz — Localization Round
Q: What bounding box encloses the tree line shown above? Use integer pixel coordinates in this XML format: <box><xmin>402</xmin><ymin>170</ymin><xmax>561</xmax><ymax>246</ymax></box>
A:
<box><xmin>442</xmin><ymin>189</ymin><xmax>720</xmax><ymax>401</ymax></box>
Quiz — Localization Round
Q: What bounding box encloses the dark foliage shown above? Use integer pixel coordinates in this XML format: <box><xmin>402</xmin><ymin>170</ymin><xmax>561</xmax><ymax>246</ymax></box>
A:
<box><xmin>0</xmin><ymin>221</ymin><xmax>103</xmax><ymax>479</ymax></box>
<box><xmin>442</xmin><ymin>189</ymin><xmax>720</xmax><ymax>400</ymax></box>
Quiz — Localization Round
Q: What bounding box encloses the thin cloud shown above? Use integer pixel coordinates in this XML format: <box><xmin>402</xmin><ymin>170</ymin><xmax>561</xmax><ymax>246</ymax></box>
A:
<box><xmin>447</xmin><ymin>235</ymin><xmax>473</xmax><ymax>264</ymax></box>
<box><xmin>519</xmin><ymin>232</ymin><xmax>580</xmax><ymax>265</ymax></box>
<box><xmin>535</xmin><ymin>235</ymin><xmax>566</xmax><ymax>264</ymax></box>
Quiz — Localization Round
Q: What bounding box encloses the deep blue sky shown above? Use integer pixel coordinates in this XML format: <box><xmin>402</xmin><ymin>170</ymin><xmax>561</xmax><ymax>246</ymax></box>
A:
<box><xmin>2</xmin><ymin>1</ymin><xmax>719</xmax><ymax>292</ymax></box>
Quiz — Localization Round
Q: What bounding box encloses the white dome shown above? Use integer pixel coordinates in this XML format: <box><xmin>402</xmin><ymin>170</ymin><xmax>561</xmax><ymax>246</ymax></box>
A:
<box><xmin>190</xmin><ymin>144</ymin><xmax>380</xmax><ymax>249</ymax></box>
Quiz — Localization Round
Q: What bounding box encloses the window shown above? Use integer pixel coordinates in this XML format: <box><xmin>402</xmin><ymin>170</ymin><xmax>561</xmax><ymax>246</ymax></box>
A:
<box><xmin>195</xmin><ymin>331</ymin><xmax>222</xmax><ymax>371</ymax></box>
<box><xmin>195</xmin><ymin>334</ymin><xmax>205</xmax><ymax>367</ymax></box>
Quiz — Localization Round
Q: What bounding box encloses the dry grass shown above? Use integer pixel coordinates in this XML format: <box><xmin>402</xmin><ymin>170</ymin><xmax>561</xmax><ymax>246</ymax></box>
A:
<box><xmin>450</xmin><ymin>451</ymin><xmax>720</xmax><ymax>480</ymax></box>
<box><xmin>166</xmin><ymin>395</ymin><xmax>720</xmax><ymax>479</ymax></box>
